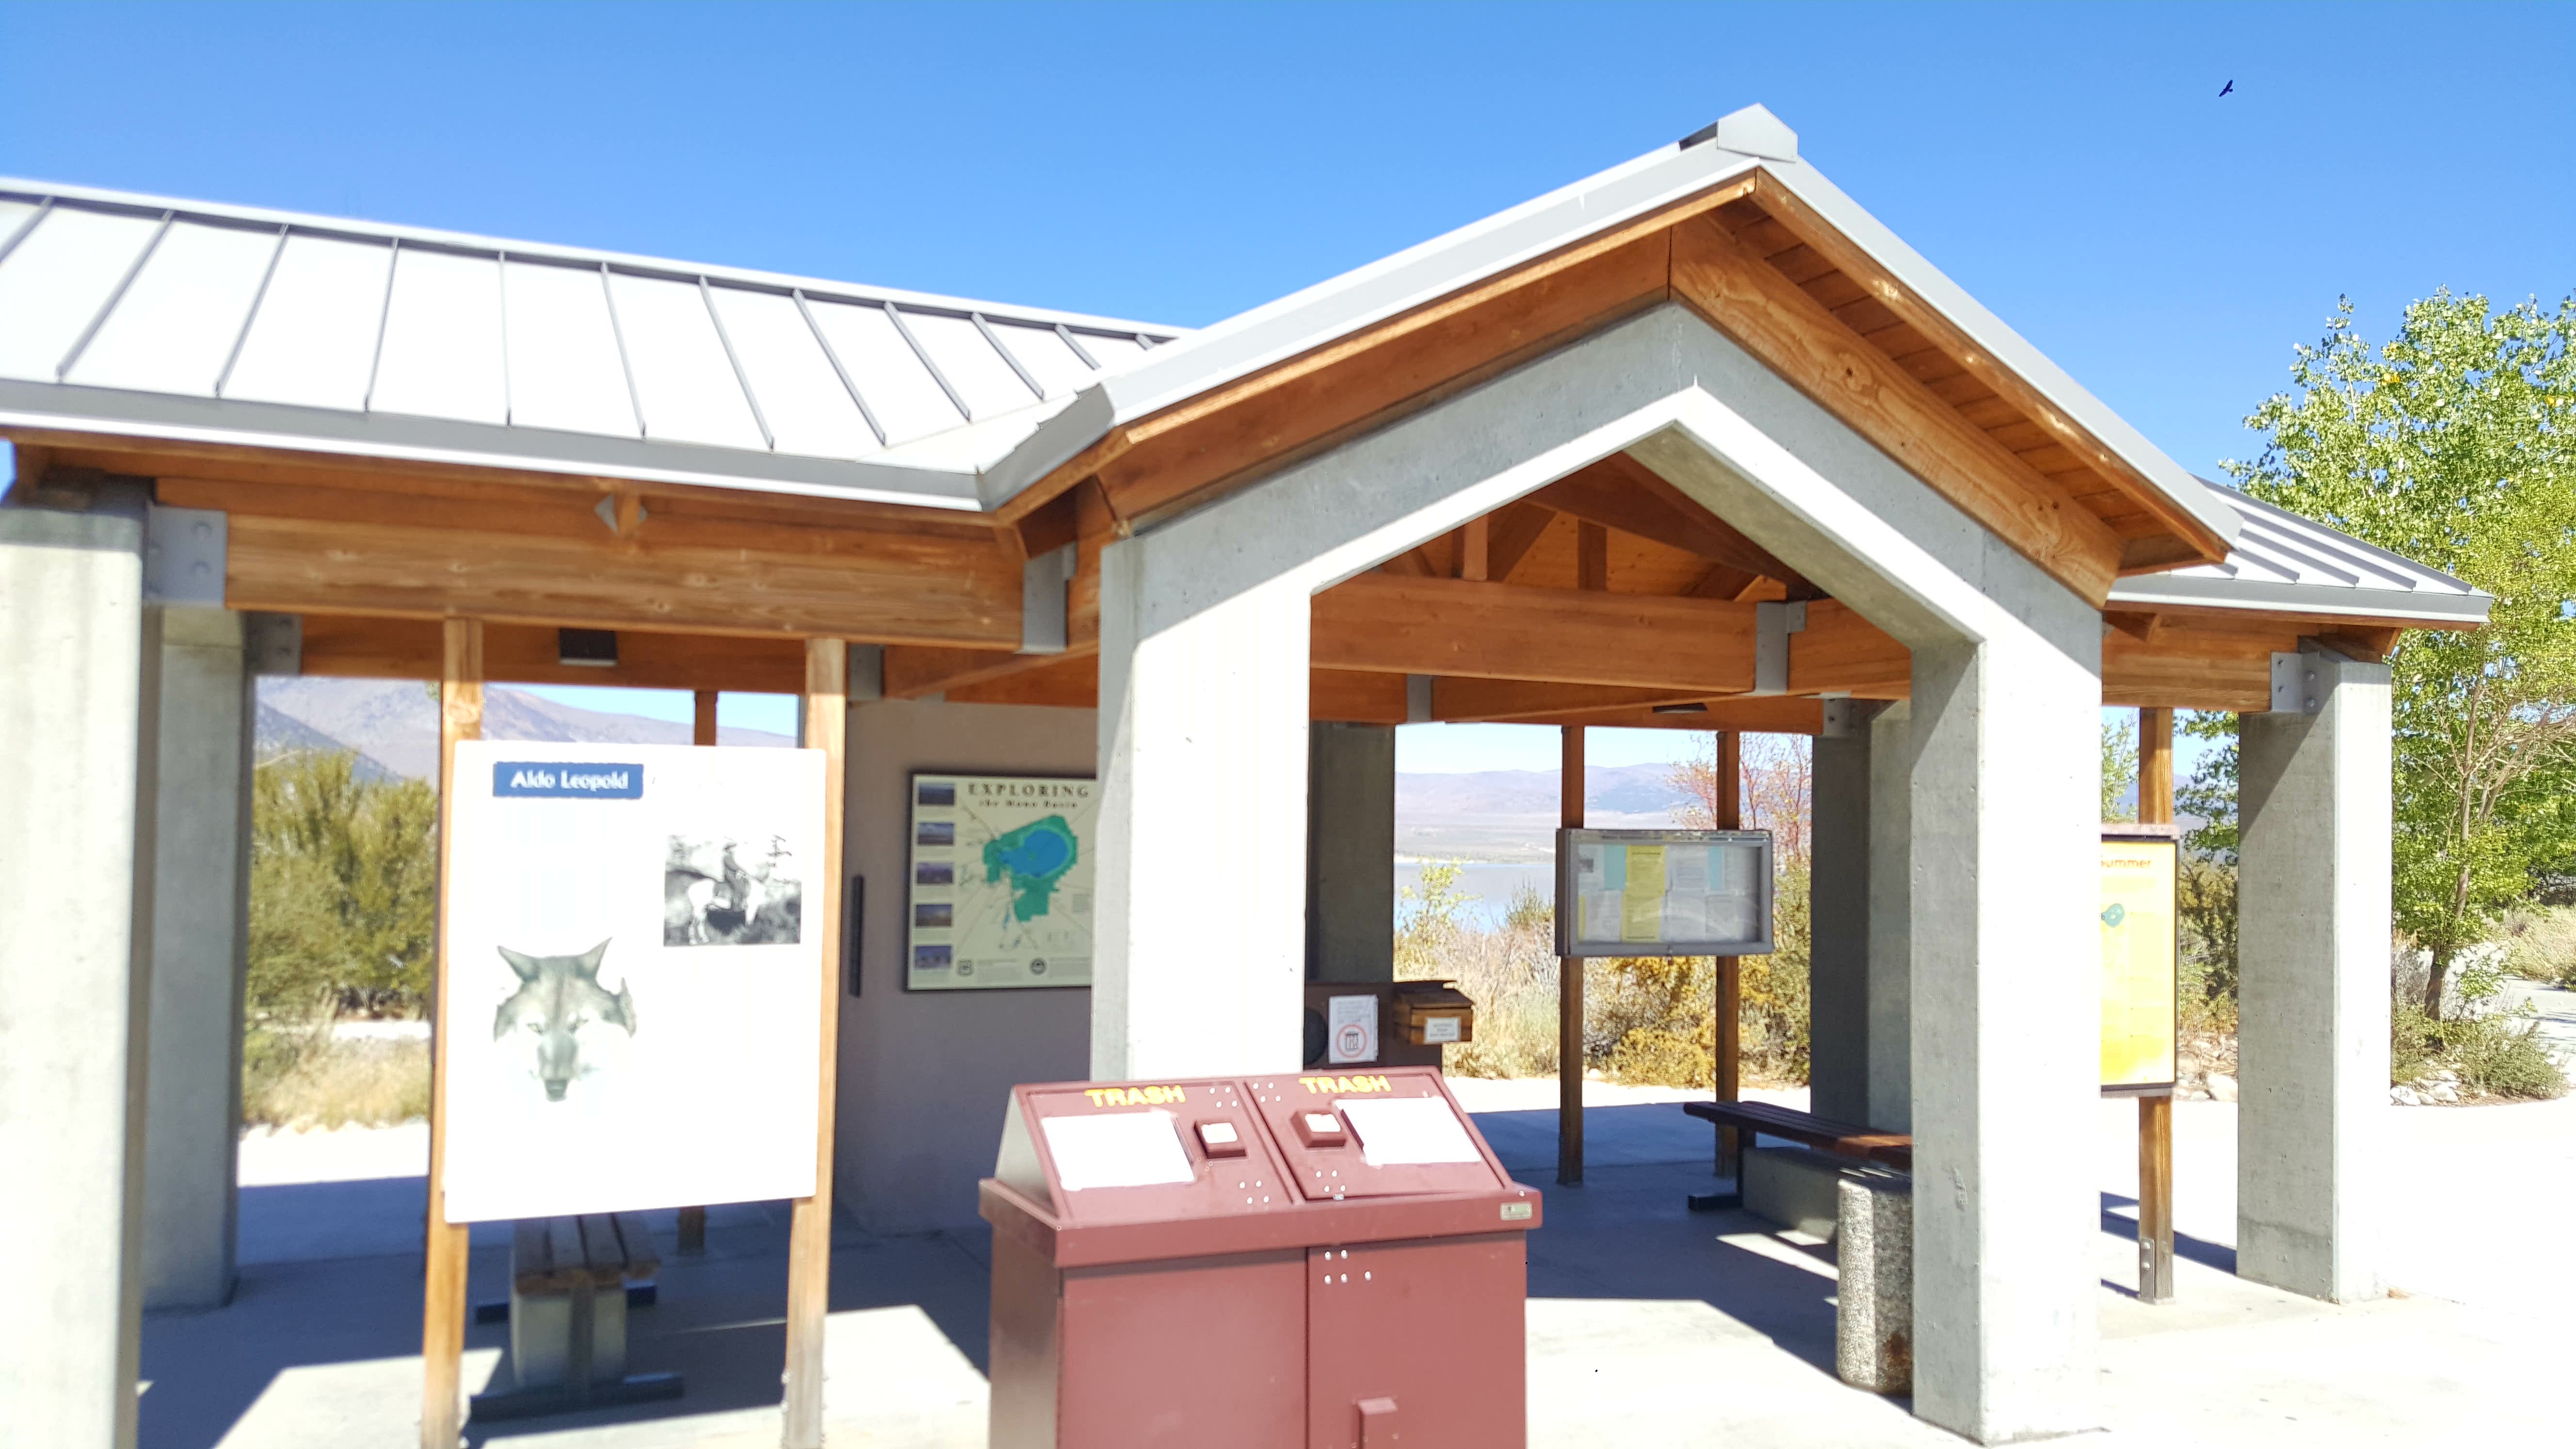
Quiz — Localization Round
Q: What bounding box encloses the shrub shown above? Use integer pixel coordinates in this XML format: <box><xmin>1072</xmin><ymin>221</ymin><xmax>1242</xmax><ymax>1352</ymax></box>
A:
<box><xmin>2391</xmin><ymin>1000</ymin><xmax>2567</xmax><ymax>1100</ymax></box>
<box><xmin>249</xmin><ymin>749</ymin><xmax>438</xmax><ymax>1021</ymax></box>
<box><xmin>242</xmin><ymin>1027</ymin><xmax>432</xmax><ymax>1129</ymax></box>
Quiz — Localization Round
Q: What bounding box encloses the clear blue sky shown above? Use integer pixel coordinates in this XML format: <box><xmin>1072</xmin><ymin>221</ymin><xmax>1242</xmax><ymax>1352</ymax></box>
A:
<box><xmin>8</xmin><ymin>1</ymin><xmax>2565</xmax><ymax>772</ymax></box>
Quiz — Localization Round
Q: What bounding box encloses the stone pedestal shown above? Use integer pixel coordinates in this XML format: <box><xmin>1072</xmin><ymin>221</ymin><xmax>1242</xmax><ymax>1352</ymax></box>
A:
<box><xmin>1836</xmin><ymin>1169</ymin><xmax>1914</xmax><ymax>1395</ymax></box>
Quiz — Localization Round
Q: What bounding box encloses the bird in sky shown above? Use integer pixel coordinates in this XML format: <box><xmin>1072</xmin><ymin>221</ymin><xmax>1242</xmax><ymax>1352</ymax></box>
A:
<box><xmin>2219</xmin><ymin>80</ymin><xmax>2235</xmax><ymax>96</ymax></box>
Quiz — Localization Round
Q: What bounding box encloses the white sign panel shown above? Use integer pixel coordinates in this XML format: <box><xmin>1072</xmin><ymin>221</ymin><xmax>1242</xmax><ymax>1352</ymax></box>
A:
<box><xmin>439</xmin><ymin>741</ymin><xmax>826</xmax><ymax>1223</ymax></box>
<box><xmin>1326</xmin><ymin>994</ymin><xmax>1379</xmax><ymax>1064</ymax></box>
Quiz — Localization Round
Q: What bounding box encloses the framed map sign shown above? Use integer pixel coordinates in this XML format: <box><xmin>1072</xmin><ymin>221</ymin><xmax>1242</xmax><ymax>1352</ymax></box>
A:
<box><xmin>2100</xmin><ymin>828</ymin><xmax>2180</xmax><ymax>1092</ymax></box>
<box><xmin>1554</xmin><ymin>829</ymin><xmax>1773</xmax><ymax>958</ymax></box>
<box><xmin>906</xmin><ymin>772</ymin><xmax>1097</xmax><ymax>991</ymax></box>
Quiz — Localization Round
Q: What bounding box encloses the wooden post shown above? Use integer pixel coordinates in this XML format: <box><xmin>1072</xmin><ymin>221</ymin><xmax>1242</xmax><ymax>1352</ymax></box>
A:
<box><xmin>1713</xmin><ymin>728</ymin><xmax>1744</xmax><ymax>1182</ymax></box>
<box><xmin>1459</xmin><ymin>515</ymin><xmax>1490</xmax><ymax>582</ymax></box>
<box><xmin>2137</xmin><ymin>705</ymin><xmax>2176</xmax><ymax>1303</ymax></box>
<box><xmin>421</xmin><ymin>618</ymin><xmax>482</xmax><ymax>1449</ymax></box>
<box><xmin>1557</xmin><ymin>723</ymin><xmax>1585</xmax><ymax>1187</ymax></box>
<box><xmin>783</xmin><ymin>642</ymin><xmax>847</xmax><ymax>1449</ymax></box>
<box><xmin>677</xmin><ymin>687</ymin><xmax>719</xmax><ymax>1257</ymax></box>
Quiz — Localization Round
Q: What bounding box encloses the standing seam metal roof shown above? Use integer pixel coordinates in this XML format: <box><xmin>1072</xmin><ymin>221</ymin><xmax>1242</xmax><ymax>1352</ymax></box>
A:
<box><xmin>2107</xmin><ymin>481</ymin><xmax>2489</xmax><ymax>626</ymax></box>
<box><xmin>0</xmin><ymin>179</ymin><xmax>1182</xmax><ymax>508</ymax></box>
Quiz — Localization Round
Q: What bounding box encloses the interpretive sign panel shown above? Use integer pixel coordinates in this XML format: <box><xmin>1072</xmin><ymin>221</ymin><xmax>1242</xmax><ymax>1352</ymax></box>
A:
<box><xmin>2100</xmin><ymin>830</ymin><xmax>2181</xmax><ymax>1091</ymax></box>
<box><xmin>1553</xmin><ymin>828</ymin><xmax>1773</xmax><ymax>958</ymax></box>
<box><xmin>440</xmin><ymin>741</ymin><xmax>826</xmax><ymax>1223</ymax></box>
<box><xmin>906</xmin><ymin>772</ymin><xmax>1097</xmax><ymax>991</ymax></box>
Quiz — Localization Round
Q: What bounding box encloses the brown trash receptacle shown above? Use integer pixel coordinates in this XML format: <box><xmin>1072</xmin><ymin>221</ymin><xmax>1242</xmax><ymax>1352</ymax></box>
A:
<box><xmin>982</xmin><ymin>1066</ymin><xmax>1540</xmax><ymax>1449</ymax></box>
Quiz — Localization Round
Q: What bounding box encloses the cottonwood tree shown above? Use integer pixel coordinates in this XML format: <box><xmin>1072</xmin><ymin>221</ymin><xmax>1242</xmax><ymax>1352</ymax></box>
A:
<box><xmin>2226</xmin><ymin>291</ymin><xmax>2576</xmax><ymax>1015</ymax></box>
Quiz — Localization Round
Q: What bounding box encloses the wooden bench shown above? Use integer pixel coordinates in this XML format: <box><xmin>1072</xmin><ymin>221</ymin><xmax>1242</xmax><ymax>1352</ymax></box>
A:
<box><xmin>1681</xmin><ymin>1100</ymin><xmax>1912</xmax><ymax>1211</ymax></box>
<box><xmin>468</xmin><ymin>1213</ymin><xmax>684</xmax><ymax>1421</ymax></box>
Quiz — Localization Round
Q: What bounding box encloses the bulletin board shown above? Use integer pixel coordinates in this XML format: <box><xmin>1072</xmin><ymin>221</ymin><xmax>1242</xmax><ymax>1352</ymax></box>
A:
<box><xmin>1553</xmin><ymin>828</ymin><xmax>1774</xmax><ymax>958</ymax></box>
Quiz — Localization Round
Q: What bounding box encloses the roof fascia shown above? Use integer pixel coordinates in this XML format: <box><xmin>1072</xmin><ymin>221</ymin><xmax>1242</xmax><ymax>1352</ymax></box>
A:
<box><xmin>1741</xmin><ymin>161</ymin><xmax>2239</xmax><ymax>554</ymax></box>
<box><xmin>2105</xmin><ymin>574</ymin><xmax>2491</xmax><ymax>628</ymax></box>
<box><xmin>977</xmin><ymin>146</ymin><xmax>1768</xmax><ymax>510</ymax></box>
<box><xmin>0</xmin><ymin>380</ymin><xmax>988</xmax><ymax>512</ymax></box>
<box><xmin>0</xmin><ymin>176</ymin><xmax>1180</xmax><ymax>337</ymax></box>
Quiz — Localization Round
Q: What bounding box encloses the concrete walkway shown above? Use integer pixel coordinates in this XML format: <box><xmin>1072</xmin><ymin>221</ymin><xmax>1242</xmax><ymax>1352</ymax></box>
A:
<box><xmin>148</xmin><ymin>1083</ymin><xmax>2576</xmax><ymax>1448</ymax></box>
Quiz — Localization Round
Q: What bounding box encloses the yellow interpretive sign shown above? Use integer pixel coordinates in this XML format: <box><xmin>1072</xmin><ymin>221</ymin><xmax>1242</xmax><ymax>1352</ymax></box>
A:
<box><xmin>2099</xmin><ymin>834</ymin><xmax>2180</xmax><ymax>1090</ymax></box>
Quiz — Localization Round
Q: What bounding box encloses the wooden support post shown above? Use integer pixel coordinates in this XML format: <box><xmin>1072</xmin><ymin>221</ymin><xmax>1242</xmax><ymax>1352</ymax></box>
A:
<box><xmin>1558</xmin><ymin>723</ymin><xmax>1585</xmax><ymax>1187</ymax></box>
<box><xmin>783</xmin><ymin>642</ymin><xmax>848</xmax><ymax>1449</ymax></box>
<box><xmin>1460</xmin><ymin>515</ymin><xmax>1491</xmax><ymax>582</ymax></box>
<box><xmin>421</xmin><ymin>618</ymin><xmax>483</xmax><ymax>1449</ymax></box>
<box><xmin>1714</xmin><ymin>728</ymin><xmax>1744</xmax><ymax>1182</ymax></box>
<box><xmin>2139</xmin><ymin>1093</ymin><xmax>2176</xmax><ymax>1304</ymax></box>
<box><xmin>677</xmin><ymin>687</ymin><xmax>718</xmax><ymax>1258</ymax></box>
<box><xmin>2137</xmin><ymin>705</ymin><xmax>2176</xmax><ymax>1302</ymax></box>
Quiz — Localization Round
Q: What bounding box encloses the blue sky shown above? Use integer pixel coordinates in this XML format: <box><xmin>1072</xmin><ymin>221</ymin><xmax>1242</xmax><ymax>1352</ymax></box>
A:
<box><xmin>8</xmin><ymin>1</ymin><xmax>2565</xmax><ymax>773</ymax></box>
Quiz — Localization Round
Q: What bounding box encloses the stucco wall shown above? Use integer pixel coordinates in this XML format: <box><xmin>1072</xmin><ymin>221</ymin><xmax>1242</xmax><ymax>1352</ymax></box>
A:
<box><xmin>832</xmin><ymin>696</ymin><xmax>1096</xmax><ymax>1234</ymax></box>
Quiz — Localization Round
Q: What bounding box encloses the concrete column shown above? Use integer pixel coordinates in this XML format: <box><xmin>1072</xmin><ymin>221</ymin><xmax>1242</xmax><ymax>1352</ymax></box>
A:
<box><xmin>1306</xmin><ymin>723</ymin><xmax>1395</xmax><ymax>983</ymax></box>
<box><xmin>1808</xmin><ymin>717</ymin><xmax>1872</xmax><ymax>1126</ymax></box>
<box><xmin>140</xmin><ymin>608</ymin><xmax>254</xmax><ymax>1309</ymax></box>
<box><xmin>0</xmin><ymin>503</ymin><xmax>157</xmax><ymax>1449</ymax></box>
<box><xmin>1092</xmin><ymin>537</ymin><xmax>1309</xmax><ymax>1079</ymax></box>
<box><xmin>2237</xmin><ymin>649</ymin><xmax>2391</xmax><ymax>1302</ymax></box>
<box><xmin>1811</xmin><ymin>702</ymin><xmax>1912</xmax><ymax>1133</ymax></box>
<box><xmin>1907</xmin><ymin>632</ymin><xmax>2101</xmax><ymax>1443</ymax></box>
<box><xmin>1864</xmin><ymin>702</ymin><xmax>1913</xmax><ymax>1134</ymax></box>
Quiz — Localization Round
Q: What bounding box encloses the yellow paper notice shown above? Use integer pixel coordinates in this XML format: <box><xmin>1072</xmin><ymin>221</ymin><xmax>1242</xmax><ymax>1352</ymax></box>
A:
<box><xmin>2099</xmin><ymin>838</ymin><xmax>2179</xmax><ymax>1087</ymax></box>
<box><xmin>1621</xmin><ymin>845</ymin><xmax>1666</xmax><ymax>942</ymax></box>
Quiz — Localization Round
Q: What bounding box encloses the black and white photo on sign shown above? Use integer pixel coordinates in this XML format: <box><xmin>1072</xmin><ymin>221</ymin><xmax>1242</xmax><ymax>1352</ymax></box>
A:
<box><xmin>663</xmin><ymin>833</ymin><xmax>802</xmax><ymax>946</ymax></box>
<box><xmin>491</xmin><ymin>940</ymin><xmax>638</xmax><ymax>1103</ymax></box>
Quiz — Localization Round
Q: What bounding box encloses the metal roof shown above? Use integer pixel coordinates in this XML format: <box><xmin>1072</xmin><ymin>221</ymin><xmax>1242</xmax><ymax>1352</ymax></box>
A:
<box><xmin>982</xmin><ymin>104</ymin><xmax>2244</xmax><ymax>553</ymax></box>
<box><xmin>0</xmin><ymin>179</ymin><xmax>1181</xmax><ymax>508</ymax></box>
<box><xmin>2108</xmin><ymin>480</ymin><xmax>2490</xmax><ymax>627</ymax></box>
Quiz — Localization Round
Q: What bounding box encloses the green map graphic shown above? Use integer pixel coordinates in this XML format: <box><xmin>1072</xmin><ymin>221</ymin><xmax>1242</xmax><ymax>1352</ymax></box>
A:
<box><xmin>982</xmin><ymin>815</ymin><xmax>1079</xmax><ymax>922</ymax></box>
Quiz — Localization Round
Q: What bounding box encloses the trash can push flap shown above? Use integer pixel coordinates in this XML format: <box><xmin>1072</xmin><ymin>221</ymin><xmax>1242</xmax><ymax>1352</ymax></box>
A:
<box><xmin>1248</xmin><ymin>1071</ymin><xmax>1509</xmax><ymax>1201</ymax></box>
<box><xmin>995</xmin><ymin>1079</ymin><xmax>1290</xmax><ymax>1226</ymax></box>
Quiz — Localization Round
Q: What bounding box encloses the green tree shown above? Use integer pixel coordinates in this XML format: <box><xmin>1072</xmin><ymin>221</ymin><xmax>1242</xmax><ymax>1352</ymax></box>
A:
<box><xmin>2226</xmin><ymin>292</ymin><xmax>2576</xmax><ymax>1015</ymax></box>
<box><xmin>249</xmin><ymin>750</ymin><xmax>439</xmax><ymax>1020</ymax></box>
<box><xmin>2100</xmin><ymin>716</ymin><xmax>2139</xmax><ymax>821</ymax></box>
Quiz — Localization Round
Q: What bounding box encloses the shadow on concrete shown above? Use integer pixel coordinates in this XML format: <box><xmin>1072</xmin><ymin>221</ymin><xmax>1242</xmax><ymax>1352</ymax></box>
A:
<box><xmin>2098</xmin><ymin>1190</ymin><xmax>2238</xmax><ymax>1275</ymax></box>
<box><xmin>1482</xmin><ymin>1103</ymin><xmax>1848</xmax><ymax>1378</ymax></box>
<box><xmin>141</xmin><ymin>1184</ymin><xmax>992</xmax><ymax>1449</ymax></box>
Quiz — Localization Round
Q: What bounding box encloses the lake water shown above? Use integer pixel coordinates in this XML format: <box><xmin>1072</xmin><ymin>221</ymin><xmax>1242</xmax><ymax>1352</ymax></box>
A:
<box><xmin>1394</xmin><ymin>860</ymin><xmax>1556</xmax><ymax>930</ymax></box>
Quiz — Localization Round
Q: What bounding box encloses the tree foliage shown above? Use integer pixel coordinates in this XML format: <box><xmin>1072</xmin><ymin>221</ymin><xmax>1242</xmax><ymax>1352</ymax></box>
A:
<box><xmin>2226</xmin><ymin>291</ymin><xmax>2576</xmax><ymax>1014</ymax></box>
<box><xmin>249</xmin><ymin>750</ymin><xmax>439</xmax><ymax>1020</ymax></box>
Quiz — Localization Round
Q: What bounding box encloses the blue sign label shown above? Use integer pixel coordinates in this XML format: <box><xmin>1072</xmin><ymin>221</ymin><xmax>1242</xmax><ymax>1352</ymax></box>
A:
<box><xmin>493</xmin><ymin>762</ymin><xmax>644</xmax><ymax>799</ymax></box>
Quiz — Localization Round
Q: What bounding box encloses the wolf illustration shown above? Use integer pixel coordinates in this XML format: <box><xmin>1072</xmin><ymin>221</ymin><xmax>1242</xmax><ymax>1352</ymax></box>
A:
<box><xmin>492</xmin><ymin>941</ymin><xmax>637</xmax><ymax>1102</ymax></box>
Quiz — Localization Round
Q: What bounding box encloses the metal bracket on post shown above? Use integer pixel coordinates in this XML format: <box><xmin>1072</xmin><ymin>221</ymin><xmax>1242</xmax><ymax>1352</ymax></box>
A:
<box><xmin>2269</xmin><ymin>652</ymin><xmax>2324</xmax><ymax>715</ymax></box>
<box><xmin>244</xmin><ymin>612</ymin><xmax>303</xmax><ymax>676</ymax></box>
<box><xmin>1019</xmin><ymin>544</ymin><xmax>1073</xmax><ymax>655</ymax></box>
<box><xmin>1751</xmin><ymin>600</ymin><xmax>1807</xmax><ymax>697</ymax></box>
<box><xmin>144</xmin><ymin>504</ymin><xmax>226</xmax><ymax>607</ymax></box>
<box><xmin>1405</xmin><ymin>675</ymin><xmax>1434</xmax><ymax>724</ymax></box>
<box><xmin>847</xmin><ymin>644</ymin><xmax>885</xmax><ymax>702</ymax></box>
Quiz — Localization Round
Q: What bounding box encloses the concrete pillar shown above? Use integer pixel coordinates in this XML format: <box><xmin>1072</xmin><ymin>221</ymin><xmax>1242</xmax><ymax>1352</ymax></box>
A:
<box><xmin>1865</xmin><ymin>702</ymin><xmax>1913</xmax><ymax>1134</ymax></box>
<box><xmin>140</xmin><ymin>608</ymin><xmax>254</xmax><ymax>1309</ymax></box>
<box><xmin>1306</xmin><ymin>723</ymin><xmax>1395</xmax><ymax>984</ymax></box>
<box><xmin>1092</xmin><ymin>538</ymin><xmax>1309</xmax><ymax>1079</ymax></box>
<box><xmin>1809</xmin><ymin>717</ymin><xmax>1872</xmax><ymax>1126</ymax></box>
<box><xmin>1907</xmin><ymin>632</ymin><xmax>2100</xmax><ymax>1443</ymax></box>
<box><xmin>2237</xmin><ymin>649</ymin><xmax>2391</xmax><ymax>1302</ymax></box>
<box><xmin>0</xmin><ymin>503</ymin><xmax>157</xmax><ymax>1449</ymax></box>
<box><xmin>1810</xmin><ymin>702</ymin><xmax>1912</xmax><ymax>1133</ymax></box>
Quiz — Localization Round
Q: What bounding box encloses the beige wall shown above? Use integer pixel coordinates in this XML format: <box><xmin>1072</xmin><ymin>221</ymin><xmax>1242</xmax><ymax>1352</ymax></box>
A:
<box><xmin>833</xmin><ymin>696</ymin><xmax>1096</xmax><ymax>1234</ymax></box>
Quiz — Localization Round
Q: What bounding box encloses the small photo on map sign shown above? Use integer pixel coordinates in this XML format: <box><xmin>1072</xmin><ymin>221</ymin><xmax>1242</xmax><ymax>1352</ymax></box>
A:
<box><xmin>916</xmin><ymin>820</ymin><xmax>955</xmax><ymax>848</ymax></box>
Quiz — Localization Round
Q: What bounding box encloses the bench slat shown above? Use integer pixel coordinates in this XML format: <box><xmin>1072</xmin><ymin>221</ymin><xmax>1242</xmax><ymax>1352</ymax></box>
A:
<box><xmin>1684</xmin><ymin>1099</ymin><xmax>1913</xmax><ymax>1169</ymax></box>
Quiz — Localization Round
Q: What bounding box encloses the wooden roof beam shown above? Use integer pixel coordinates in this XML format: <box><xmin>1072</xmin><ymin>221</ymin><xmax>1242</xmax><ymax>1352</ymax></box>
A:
<box><xmin>1669</xmin><ymin>213</ymin><xmax>2126</xmax><ymax>605</ymax></box>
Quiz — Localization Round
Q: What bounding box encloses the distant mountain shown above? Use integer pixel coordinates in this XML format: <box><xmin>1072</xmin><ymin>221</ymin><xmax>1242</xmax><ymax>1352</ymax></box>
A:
<box><xmin>1395</xmin><ymin>763</ymin><xmax>1700</xmax><ymax>862</ymax></box>
<box><xmin>257</xmin><ymin>677</ymin><xmax>797</xmax><ymax>782</ymax></box>
<box><xmin>254</xmin><ymin>700</ymin><xmax>402</xmax><ymax>781</ymax></box>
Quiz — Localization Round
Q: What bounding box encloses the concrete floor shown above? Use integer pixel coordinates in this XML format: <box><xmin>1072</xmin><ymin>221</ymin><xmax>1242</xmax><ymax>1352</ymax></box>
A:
<box><xmin>149</xmin><ymin>1088</ymin><xmax>2576</xmax><ymax>1448</ymax></box>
